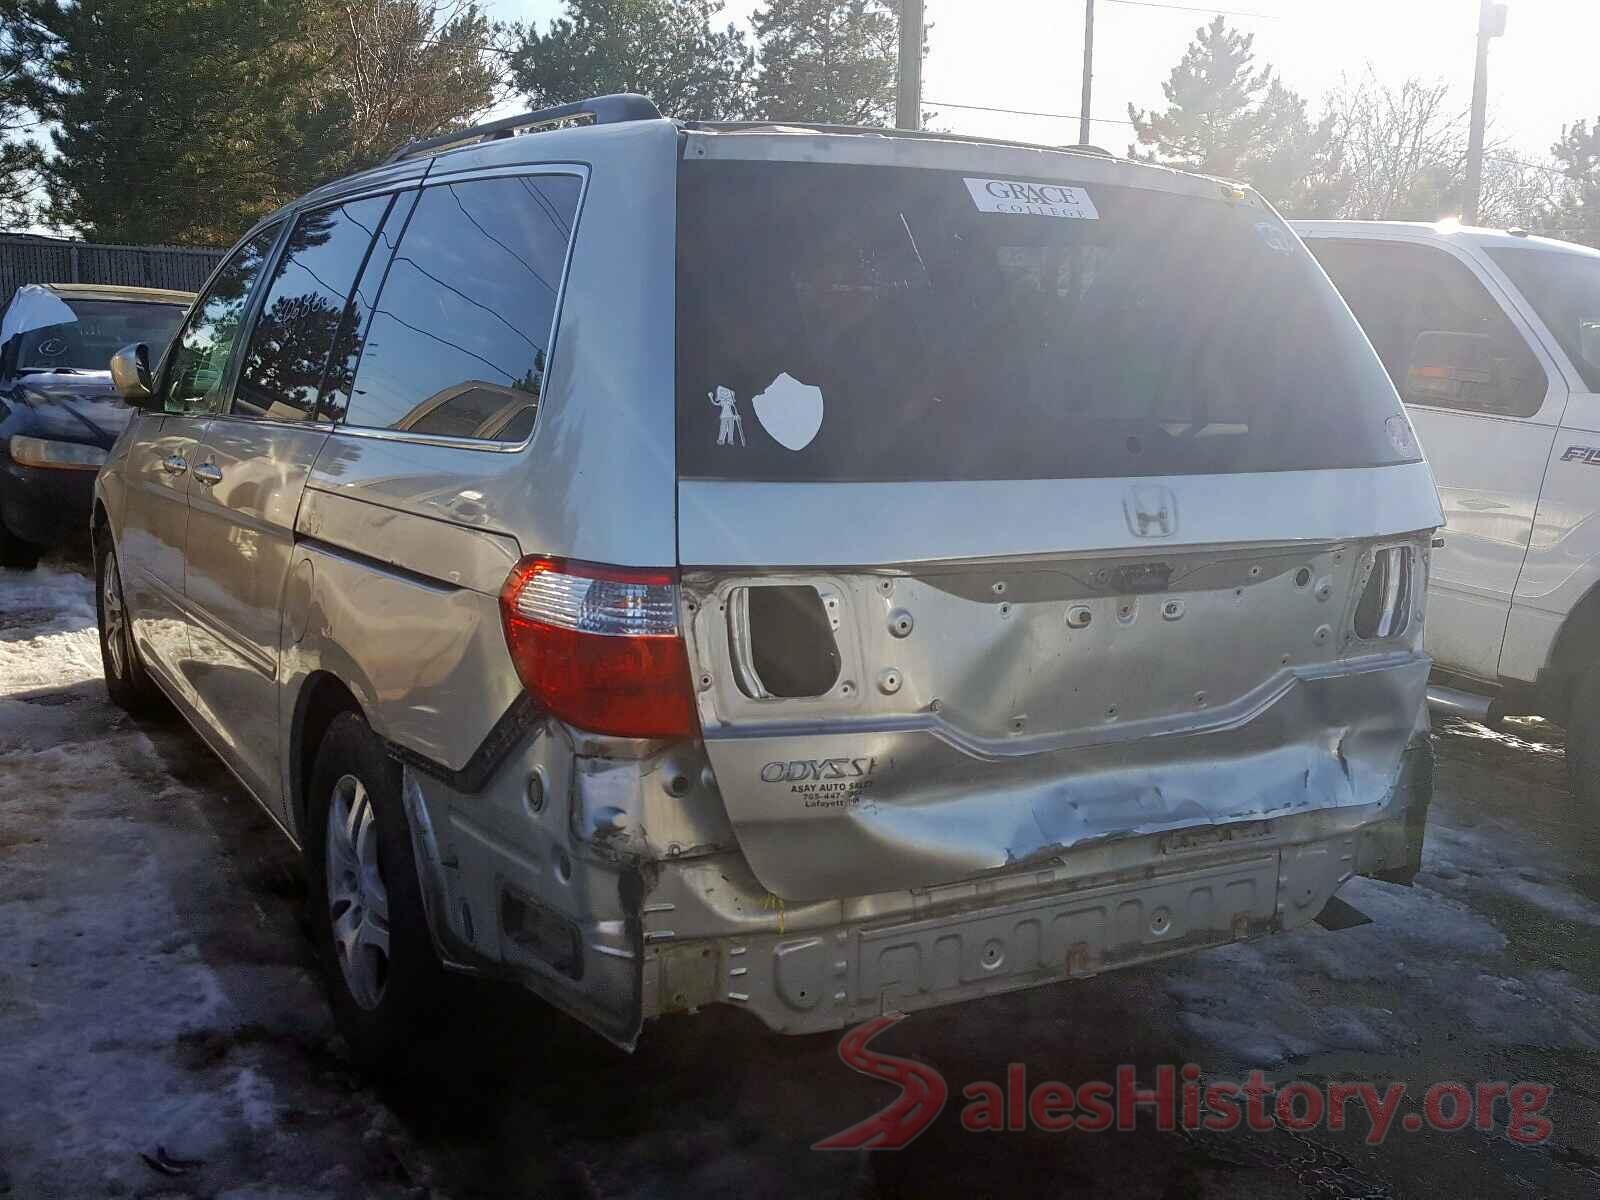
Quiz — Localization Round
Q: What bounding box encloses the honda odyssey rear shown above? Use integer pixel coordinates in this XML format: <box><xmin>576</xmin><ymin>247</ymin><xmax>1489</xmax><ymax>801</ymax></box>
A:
<box><xmin>95</xmin><ymin>99</ymin><xmax>1443</xmax><ymax>1059</ymax></box>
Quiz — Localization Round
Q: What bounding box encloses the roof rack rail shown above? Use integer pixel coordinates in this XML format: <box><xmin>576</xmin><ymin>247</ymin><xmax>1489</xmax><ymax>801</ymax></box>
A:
<box><xmin>384</xmin><ymin>93</ymin><xmax>663</xmax><ymax>165</ymax></box>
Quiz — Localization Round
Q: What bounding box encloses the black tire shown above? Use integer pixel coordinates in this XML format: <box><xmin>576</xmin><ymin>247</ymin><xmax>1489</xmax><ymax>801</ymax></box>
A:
<box><xmin>1565</xmin><ymin>666</ymin><xmax>1600</xmax><ymax>810</ymax></box>
<box><xmin>0</xmin><ymin>523</ymin><xmax>43</xmax><ymax>570</ymax></box>
<box><xmin>95</xmin><ymin>537</ymin><xmax>165</xmax><ymax>714</ymax></box>
<box><xmin>305</xmin><ymin>710</ymin><xmax>446</xmax><ymax>1071</ymax></box>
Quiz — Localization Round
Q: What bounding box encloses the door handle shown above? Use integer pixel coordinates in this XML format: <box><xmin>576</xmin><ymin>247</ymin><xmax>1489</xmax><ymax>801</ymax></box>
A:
<box><xmin>161</xmin><ymin>454</ymin><xmax>188</xmax><ymax>476</ymax></box>
<box><xmin>192</xmin><ymin>461</ymin><xmax>223</xmax><ymax>487</ymax></box>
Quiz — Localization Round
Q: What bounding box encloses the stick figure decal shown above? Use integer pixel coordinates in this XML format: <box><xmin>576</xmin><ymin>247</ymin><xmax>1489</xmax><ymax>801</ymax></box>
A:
<box><xmin>711</xmin><ymin>385</ymin><xmax>746</xmax><ymax>447</ymax></box>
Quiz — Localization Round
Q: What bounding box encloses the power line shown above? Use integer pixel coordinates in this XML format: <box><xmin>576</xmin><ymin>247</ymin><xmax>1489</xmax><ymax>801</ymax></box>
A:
<box><xmin>1104</xmin><ymin>0</ymin><xmax>1280</xmax><ymax>19</ymax></box>
<box><xmin>924</xmin><ymin>98</ymin><xmax>1138</xmax><ymax>127</ymax></box>
<box><xmin>1483</xmin><ymin>152</ymin><xmax>1569</xmax><ymax>179</ymax></box>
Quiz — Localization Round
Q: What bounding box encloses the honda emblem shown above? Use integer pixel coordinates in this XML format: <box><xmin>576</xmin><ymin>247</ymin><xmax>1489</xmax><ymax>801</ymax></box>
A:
<box><xmin>1124</xmin><ymin>485</ymin><xmax>1178</xmax><ymax>539</ymax></box>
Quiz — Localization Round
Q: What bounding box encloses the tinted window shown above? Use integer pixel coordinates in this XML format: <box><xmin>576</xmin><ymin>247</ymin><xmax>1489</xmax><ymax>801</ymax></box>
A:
<box><xmin>342</xmin><ymin>175</ymin><xmax>581</xmax><ymax>442</ymax></box>
<box><xmin>163</xmin><ymin>224</ymin><xmax>281</xmax><ymax>415</ymax></box>
<box><xmin>677</xmin><ymin>162</ymin><xmax>1414</xmax><ymax>482</ymax></box>
<box><xmin>1311</xmin><ymin>239</ymin><xmax>1546</xmax><ymax>417</ymax></box>
<box><xmin>233</xmin><ymin>195</ymin><xmax>393</xmax><ymax>423</ymax></box>
<box><xmin>1486</xmin><ymin>246</ymin><xmax>1600</xmax><ymax>392</ymax></box>
<box><xmin>11</xmin><ymin>299</ymin><xmax>185</xmax><ymax>373</ymax></box>
<box><xmin>318</xmin><ymin>192</ymin><xmax>415</xmax><ymax>424</ymax></box>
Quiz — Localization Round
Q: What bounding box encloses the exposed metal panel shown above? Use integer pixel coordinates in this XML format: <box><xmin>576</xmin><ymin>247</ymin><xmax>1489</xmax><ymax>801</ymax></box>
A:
<box><xmin>687</xmin><ymin>658</ymin><xmax>1429</xmax><ymax>902</ymax></box>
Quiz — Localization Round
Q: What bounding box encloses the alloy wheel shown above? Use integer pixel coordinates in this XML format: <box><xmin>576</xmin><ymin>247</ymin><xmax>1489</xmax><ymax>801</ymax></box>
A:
<box><xmin>101</xmin><ymin>556</ymin><xmax>127</xmax><ymax>681</ymax></box>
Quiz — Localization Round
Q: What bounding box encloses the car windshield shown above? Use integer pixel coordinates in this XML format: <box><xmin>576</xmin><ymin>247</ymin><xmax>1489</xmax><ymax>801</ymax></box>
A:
<box><xmin>676</xmin><ymin>160</ymin><xmax>1416</xmax><ymax>482</ymax></box>
<box><xmin>1486</xmin><ymin>245</ymin><xmax>1600</xmax><ymax>392</ymax></box>
<box><xmin>12</xmin><ymin>298</ymin><xmax>187</xmax><ymax>373</ymax></box>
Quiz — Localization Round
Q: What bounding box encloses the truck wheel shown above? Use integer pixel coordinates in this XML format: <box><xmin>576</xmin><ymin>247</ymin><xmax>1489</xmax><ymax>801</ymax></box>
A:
<box><xmin>0</xmin><ymin>524</ymin><xmax>42</xmax><ymax>570</ymax></box>
<box><xmin>305</xmin><ymin>711</ymin><xmax>446</xmax><ymax>1071</ymax></box>
<box><xmin>1565</xmin><ymin>665</ymin><xmax>1600</xmax><ymax>810</ymax></box>
<box><xmin>95</xmin><ymin>539</ymin><xmax>165</xmax><ymax>714</ymax></box>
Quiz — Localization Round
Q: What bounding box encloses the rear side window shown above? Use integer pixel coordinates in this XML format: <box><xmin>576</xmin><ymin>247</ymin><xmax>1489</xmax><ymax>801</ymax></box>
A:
<box><xmin>676</xmin><ymin>161</ymin><xmax>1414</xmax><ymax>482</ymax></box>
<box><xmin>163</xmin><ymin>224</ymin><xmax>282</xmax><ymax>415</ymax></box>
<box><xmin>233</xmin><ymin>194</ymin><xmax>395</xmax><ymax>423</ymax></box>
<box><xmin>1310</xmin><ymin>239</ymin><xmax>1547</xmax><ymax>417</ymax></box>
<box><xmin>340</xmin><ymin>174</ymin><xmax>582</xmax><ymax>443</ymax></box>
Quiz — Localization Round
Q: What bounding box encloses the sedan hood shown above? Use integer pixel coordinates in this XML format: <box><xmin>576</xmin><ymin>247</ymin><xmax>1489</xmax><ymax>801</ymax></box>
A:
<box><xmin>7</xmin><ymin>372</ymin><xmax>134</xmax><ymax>447</ymax></box>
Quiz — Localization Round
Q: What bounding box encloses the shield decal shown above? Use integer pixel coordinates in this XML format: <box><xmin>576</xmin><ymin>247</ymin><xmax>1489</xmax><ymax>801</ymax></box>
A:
<box><xmin>752</xmin><ymin>372</ymin><xmax>824</xmax><ymax>452</ymax></box>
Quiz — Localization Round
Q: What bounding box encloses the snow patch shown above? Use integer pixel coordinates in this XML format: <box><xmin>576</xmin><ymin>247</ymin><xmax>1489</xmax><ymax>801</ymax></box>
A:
<box><xmin>231</xmin><ymin>1066</ymin><xmax>279</xmax><ymax>1131</ymax></box>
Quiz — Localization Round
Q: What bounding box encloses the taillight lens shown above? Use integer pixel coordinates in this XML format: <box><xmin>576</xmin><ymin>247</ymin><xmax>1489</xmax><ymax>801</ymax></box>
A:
<box><xmin>1354</xmin><ymin>547</ymin><xmax>1413</xmax><ymax>640</ymax></box>
<box><xmin>499</xmin><ymin>557</ymin><xmax>696</xmax><ymax>737</ymax></box>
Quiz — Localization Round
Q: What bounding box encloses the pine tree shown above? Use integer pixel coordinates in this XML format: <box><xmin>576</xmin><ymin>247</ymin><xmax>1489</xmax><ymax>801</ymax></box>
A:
<box><xmin>1129</xmin><ymin>16</ymin><xmax>1340</xmax><ymax>214</ymax></box>
<box><xmin>510</xmin><ymin>0</ymin><xmax>755</xmax><ymax>121</ymax></box>
<box><xmin>1550</xmin><ymin>116</ymin><xmax>1600</xmax><ymax>248</ymax></box>
<box><xmin>12</xmin><ymin>0</ymin><xmax>344</xmax><ymax>246</ymax></box>
<box><xmin>0</xmin><ymin>1</ymin><xmax>43</xmax><ymax>228</ymax></box>
<box><xmin>1245</xmin><ymin>80</ymin><xmax>1346</xmax><ymax>217</ymax></box>
<box><xmin>1129</xmin><ymin>16</ymin><xmax>1270</xmax><ymax>178</ymax></box>
<box><xmin>751</xmin><ymin>0</ymin><xmax>900</xmax><ymax>126</ymax></box>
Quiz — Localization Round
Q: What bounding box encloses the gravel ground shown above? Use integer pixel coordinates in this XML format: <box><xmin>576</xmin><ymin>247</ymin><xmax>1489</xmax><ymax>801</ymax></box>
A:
<box><xmin>1</xmin><ymin>554</ymin><xmax>1597</xmax><ymax>1199</ymax></box>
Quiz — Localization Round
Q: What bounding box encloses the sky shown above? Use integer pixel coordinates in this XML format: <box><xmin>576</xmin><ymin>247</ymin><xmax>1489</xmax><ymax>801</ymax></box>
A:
<box><xmin>485</xmin><ymin>0</ymin><xmax>1600</xmax><ymax>161</ymax></box>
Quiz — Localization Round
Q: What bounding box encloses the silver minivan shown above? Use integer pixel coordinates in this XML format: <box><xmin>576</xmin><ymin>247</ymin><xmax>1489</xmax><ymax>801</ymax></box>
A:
<box><xmin>94</xmin><ymin>95</ymin><xmax>1444</xmax><ymax>1061</ymax></box>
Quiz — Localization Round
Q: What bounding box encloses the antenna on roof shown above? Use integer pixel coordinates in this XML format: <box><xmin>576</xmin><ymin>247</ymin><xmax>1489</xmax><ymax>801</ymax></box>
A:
<box><xmin>384</xmin><ymin>94</ymin><xmax>663</xmax><ymax>165</ymax></box>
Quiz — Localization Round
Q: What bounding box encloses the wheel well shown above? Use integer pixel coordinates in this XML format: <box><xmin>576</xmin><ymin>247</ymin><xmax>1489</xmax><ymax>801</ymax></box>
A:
<box><xmin>1539</xmin><ymin>580</ymin><xmax>1600</xmax><ymax>724</ymax></box>
<box><xmin>292</xmin><ymin>673</ymin><xmax>363</xmax><ymax>833</ymax></box>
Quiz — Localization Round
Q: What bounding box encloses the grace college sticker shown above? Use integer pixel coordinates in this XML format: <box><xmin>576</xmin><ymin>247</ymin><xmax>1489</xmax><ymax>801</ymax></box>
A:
<box><xmin>964</xmin><ymin>177</ymin><xmax>1099</xmax><ymax>219</ymax></box>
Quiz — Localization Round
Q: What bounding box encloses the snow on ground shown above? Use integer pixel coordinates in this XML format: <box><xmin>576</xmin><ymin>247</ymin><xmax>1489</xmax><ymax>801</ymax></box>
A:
<box><xmin>0</xmin><ymin>561</ymin><xmax>425</xmax><ymax>1199</ymax></box>
<box><xmin>1</xmin><ymin>556</ymin><xmax>1597</xmax><ymax>1198</ymax></box>
<box><xmin>1157</xmin><ymin>724</ymin><xmax>1600</xmax><ymax>1071</ymax></box>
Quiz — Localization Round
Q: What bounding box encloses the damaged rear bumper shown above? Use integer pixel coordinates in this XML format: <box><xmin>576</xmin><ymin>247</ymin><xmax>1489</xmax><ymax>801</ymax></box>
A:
<box><xmin>639</xmin><ymin>736</ymin><xmax>1432</xmax><ymax>1034</ymax></box>
<box><xmin>402</xmin><ymin>675</ymin><xmax>1433</xmax><ymax>1045</ymax></box>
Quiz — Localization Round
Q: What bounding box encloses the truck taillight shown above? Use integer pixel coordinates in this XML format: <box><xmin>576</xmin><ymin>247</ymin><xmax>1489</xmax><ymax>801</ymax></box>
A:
<box><xmin>1354</xmin><ymin>546</ymin><xmax>1413</xmax><ymax>640</ymax></box>
<box><xmin>499</xmin><ymin>557</ymin><xmax>696</xmax><ymax>738</ymax></box>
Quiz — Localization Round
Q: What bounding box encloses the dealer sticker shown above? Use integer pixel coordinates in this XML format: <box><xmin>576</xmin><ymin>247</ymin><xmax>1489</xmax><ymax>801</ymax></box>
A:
<box><xmin>761</xmin><ymin>756</ymin><xmax>878</xmax><ymax>809</ymax></box>
<box><xmin>964</xmin><ymin>177</ymin><xmax>1099</xmax><ymax>219</ymax></box>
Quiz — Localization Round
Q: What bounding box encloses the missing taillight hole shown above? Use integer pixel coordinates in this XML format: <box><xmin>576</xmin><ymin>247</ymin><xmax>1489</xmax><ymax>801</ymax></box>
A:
<box><xmin>728</xmin><ymin>585</ymin><xmax>842</xmax><ymax>699</ymax></box>
<box><xmin>1354</xmin><ymin>547</ymin><xmax>1412</xmax><ymax>640</ymax></box>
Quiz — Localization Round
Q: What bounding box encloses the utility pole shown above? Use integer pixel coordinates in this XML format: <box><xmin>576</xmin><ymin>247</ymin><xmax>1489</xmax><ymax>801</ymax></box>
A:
<box><xmin>896</xmin><ymin>0</ymin><xmax>924</xmax><ymax>130</ymax></box>
<box><xmin>1463</xmin><ymin>1</ymin><xmax>1508</xmax><ymax>224</ymax></box>
<box><xmin>1079</xmin><ymin>0</ymin><xmax>1095</xmax><ymax>145</ymax></box>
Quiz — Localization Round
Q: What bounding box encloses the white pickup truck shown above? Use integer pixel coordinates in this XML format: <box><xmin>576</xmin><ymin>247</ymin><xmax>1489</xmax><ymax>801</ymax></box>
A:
<box><xmin>1295</xmin><ymin>220</ymin><xmax>1600</xmax><ymax>806</ymax></box>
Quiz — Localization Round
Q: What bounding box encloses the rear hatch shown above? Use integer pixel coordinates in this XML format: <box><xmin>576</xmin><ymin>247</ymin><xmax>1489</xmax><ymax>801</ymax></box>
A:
<box><xmin>673</xmin><ymin>136</ymin><xmax>1441</xmax><ymax>902</ymax></box>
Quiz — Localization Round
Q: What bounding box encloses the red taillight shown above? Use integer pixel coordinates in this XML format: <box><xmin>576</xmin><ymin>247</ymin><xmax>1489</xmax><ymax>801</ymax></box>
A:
<box><xmin>499</xmin><ymin>556</ymin><xmax>697</xmax><ymax>738</ymax></box>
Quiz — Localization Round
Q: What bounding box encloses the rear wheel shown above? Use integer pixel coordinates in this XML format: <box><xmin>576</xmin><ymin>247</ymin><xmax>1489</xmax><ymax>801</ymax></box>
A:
<box><xmin>306</xmin><ymin>711</ymin><xmax>446</xmax><ymax>1069</ymax></box>
<box><xmin>95</xmin><ymin>538</ymin><xmax>164</xmax><ymax>714</ymax></box>
<box><xmin>0</xmin><ymin>524</ymin><xmax>42</xmax><ymax>570</ymax></box>
<box><xmin>1565</xmin><ymin>666</ymin><xmax>1600</xmax><ymax>812</ymax></box>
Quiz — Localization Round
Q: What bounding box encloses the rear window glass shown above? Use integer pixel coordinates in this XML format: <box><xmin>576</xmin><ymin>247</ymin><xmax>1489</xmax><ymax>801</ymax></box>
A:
<box><xmin>675</xmin><ymin>161</ymin><xmax>1415</xmax><ymax>482</ymax></box>
<box><xmin>11</xmin><ymin>299</ymin><xmax>185</xmax><ymax>373</ymax></box>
